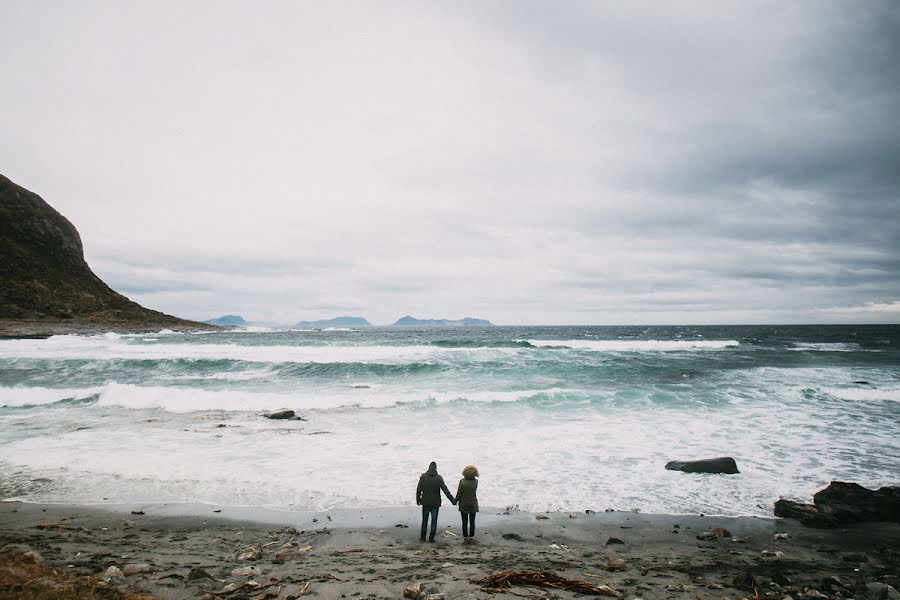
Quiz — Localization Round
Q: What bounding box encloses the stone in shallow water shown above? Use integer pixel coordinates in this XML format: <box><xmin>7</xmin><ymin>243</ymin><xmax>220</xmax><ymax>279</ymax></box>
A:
<box><xmin>664</xmin><ymin>457</ymin><xmax>739</xmax><ymax>474</ymax></box>
<box><xmin>263</xmin><ymin>409</ymin><xmax>295</xmax><ymax>420</ymax></box>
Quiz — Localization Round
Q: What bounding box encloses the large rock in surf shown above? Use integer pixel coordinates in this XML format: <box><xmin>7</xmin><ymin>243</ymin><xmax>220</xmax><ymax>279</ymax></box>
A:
<box><xmin>665</xmin><ymin>457</ymin><xmax>739</xmax><ymax>474</ymax></box>
<box><xmin>0</xmin><ymin>174</ymin><xmax>215</xmax><ymax>336</ymax></box>
<box><xmin>263</xmin><ymin>409</ymin><xmax>295</xmax><ymax>420</ymax></box>
<box><xmin>774</xmin><ymin>481</ymin><xmax>900</xmax><ymax>527</ymax></box>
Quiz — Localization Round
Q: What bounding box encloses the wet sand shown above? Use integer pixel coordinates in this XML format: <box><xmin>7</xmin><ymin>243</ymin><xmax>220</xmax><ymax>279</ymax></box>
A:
<box><xmin>1</xmin><ymin>500</ymin><xmax>898</xmax><ymax>600</ymax></box>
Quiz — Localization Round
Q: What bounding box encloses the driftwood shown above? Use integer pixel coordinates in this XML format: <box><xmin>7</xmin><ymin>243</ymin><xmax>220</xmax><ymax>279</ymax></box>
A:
<box><xmin>478</xmin><ymin>570</ymin><xmax>622</xmax><ymax>597</ymax></box>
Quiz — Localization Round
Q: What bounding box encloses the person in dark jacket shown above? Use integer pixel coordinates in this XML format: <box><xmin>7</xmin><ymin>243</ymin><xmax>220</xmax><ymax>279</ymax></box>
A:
<box><xmin>456</xmin><ymin>464</ymin><xmax>479</xmax><ymax>543</ymax></box>
<box><xmin>416</xmin><ymin>461</ymin><xmax>455</xmax><ymax>542</ymax></box>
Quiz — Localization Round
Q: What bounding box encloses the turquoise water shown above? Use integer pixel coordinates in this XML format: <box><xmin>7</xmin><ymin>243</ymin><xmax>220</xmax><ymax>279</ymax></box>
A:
<box><xmin>1</xmin><ymin>325</ymin><xmax>898</xmax><ymax>515</ymax></box>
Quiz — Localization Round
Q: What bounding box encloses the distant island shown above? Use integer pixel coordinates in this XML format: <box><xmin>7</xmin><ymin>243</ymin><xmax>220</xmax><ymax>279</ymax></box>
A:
<box><xmin>391</xmin><ymin>316</ymin><xmax>493</xmax><ymax>327</ymax></box>
<box><xmin>295</xmin><ymin>316</ymin><xmax>372</xmax><ymax>328</ymax></box>
<box><xmin>203</xmin><ymin>315</ymin><xmax>247</xmax><ymax>327</ymax></box>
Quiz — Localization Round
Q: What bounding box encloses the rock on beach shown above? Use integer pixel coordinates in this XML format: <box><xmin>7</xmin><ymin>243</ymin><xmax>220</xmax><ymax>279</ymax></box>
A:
<box><xmin>775</xmin><ymin>481</ymin><xmax>900</xmax><ymax>527</ymax></box>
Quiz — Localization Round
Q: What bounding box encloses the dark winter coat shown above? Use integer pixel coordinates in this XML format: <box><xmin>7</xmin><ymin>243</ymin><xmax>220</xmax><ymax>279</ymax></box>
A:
<box><xmin>417</xmin><ymin>466</ymin><xmax>453</xmax><ymax>507</ymax></box>
<box><xmin>456</xmin><ymin>473</ymin><xmax>478</xmax><ymax>513</ymax></box>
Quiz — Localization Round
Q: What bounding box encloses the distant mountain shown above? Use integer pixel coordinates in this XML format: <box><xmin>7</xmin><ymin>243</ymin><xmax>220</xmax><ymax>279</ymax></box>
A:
<box><xmin>203</xmin><ymin>315</ymin><xmax>247</xmax><ymax>327</ymax></box>
<box><xmin>0</xmin><ymin>174</ymin><xmax>215</xmax><ymax>337</ymax></box>
<box><xmin>391</xmin><ymin>316</ymin><xmax>493</xmax><ymax>327</ymax></box>
<box><xmin>295</xmin><ymin>316</ymin><xmax>372</xmax><ymax>328</ymax></box>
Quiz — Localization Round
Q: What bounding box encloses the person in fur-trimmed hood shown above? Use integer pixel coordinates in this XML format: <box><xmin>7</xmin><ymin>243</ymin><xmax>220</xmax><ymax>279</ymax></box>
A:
<box><xmin>416</xmin><ymin>461</ymin><xmax>455</xmax><ymax>542</ymax></box>
<box><xmin>456</xmin><ymin>464</ymin><xmax>479</xmax><ymax>543</ymax></box>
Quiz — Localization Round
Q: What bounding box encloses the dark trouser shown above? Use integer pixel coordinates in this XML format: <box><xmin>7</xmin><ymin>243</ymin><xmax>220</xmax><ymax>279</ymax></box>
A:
<box><xmin>421</xmin><ymin>506</ymin><xmax>439</xmax><ymax>540</ymax></box>
<box><xmin>461</xmin><ymin>512</ymin><xmax>476</xmax><ymax>538</ymax></box>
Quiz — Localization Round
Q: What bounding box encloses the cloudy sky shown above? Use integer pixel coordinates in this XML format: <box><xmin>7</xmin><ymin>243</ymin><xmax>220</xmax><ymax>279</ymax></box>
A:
<box><xmin>3</xmin><ymin>1</ymin><xmax>899</xmax><ymax>325</ymax></box>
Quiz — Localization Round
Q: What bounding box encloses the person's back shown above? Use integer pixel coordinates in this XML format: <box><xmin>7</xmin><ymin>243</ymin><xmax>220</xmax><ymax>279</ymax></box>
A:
<box><xmin>417</xmin><ymin>467</ymin><xmax>448</xmax><ymax>508</ymax></box>
<box><xmin>456</xmin><ymin>465</ymin><xmax>479</xmax><ymax>543</ymax></box>
<box><xmin>416</xmin><ymin>461</ymin><xmax>454</xmax><ymax>542</ymax></box>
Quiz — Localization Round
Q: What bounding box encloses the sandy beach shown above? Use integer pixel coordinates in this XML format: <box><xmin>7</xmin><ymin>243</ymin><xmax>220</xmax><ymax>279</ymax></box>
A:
<box><xmin>2</xmin><ymin>500</ymin><xmax>898</xmax><ymax>600</ymax></box>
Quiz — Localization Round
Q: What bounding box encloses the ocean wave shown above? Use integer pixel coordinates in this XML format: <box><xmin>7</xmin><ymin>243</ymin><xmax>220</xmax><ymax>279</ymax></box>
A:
<box><xmin>790</xmin><ymin>342</ymin><xmax>864</xmax><ymax>352</ymax></box>
<box><xmin>0</xmin><ymin>386</ymin><xmax>104</xmax><ymax>407</ymax></box>
<box><xmin>0</xmin><ymin>384</ymin><xmax>588</xmax><ymax>412</ymax></box>
<box><xmin>819</xmin><ymin>386</ymin><xmax>900</xmax><ymax>402</ymax></box>
<box><xmin>431</xmin><ymin>339</ymin><xmax>535</xmax><ymax>348</ymax></box>
<box><xmin>522</xmin><ymin>339</ymin><xmax>740</xmax><ymax>351</ymax></box>
<box><xmin>0</xmin><ymin>338</ymin><xmax>486</xmax><ymax>364</ymax></box>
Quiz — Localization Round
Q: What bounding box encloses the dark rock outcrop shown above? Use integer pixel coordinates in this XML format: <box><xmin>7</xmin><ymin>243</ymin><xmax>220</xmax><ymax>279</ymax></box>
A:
<box><xmin>0</xmin><ymin>174</ymin><xmax>214</xmax><ymax>336</ymax></box>
<box><xmin>774</xmin><ymin>481</ymin><xmax>900</xmax><ymax>527</ymax></box>
<box><xmin>665</xmin><ymin>457</ymin><xmax>739</xmax><ymax>474</ymax></box>
<box><xmin>263</xmin><ymin>410</ymin><xmax>296</xmax><ymax>420</ymax></box>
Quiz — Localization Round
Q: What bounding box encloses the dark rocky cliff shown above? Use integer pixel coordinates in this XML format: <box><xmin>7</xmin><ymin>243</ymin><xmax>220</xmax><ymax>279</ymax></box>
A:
<box><xmin>0</xmin><ymin>174</ymin><xmax>214</xmax><ymax>336</ymax></box>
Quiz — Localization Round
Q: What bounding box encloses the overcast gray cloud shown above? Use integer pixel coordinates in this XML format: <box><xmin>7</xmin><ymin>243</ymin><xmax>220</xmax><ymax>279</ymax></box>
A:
<box><xmin>2</xmin><ymin>1</ymin><xmax>898</xmax><ymax>325</ymax></box>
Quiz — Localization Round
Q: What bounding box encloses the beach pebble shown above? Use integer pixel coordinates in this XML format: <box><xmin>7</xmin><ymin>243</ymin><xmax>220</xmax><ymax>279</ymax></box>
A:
<box><xmin>187</xmin><ymin>567</ymin><xmax>214</xmax><ymax>581</ymax></box>
<box><xmin>237</xmin><ymin>544</ymin><xmax>262</xmax><ymax>561</ymax></box>
<box><xmin>425</xmin><ymin>594</ymin><xmax>445</xmax><ymax>600</ymax></box>
<box><xmin>535</xmin><ymin>514</ymin><xmax>549</xmax><ymax>520</ymax></box>
<box><xmin>697</xmin><ymin>528</ymin><xmax>731</xmax><ymax>540</ymax></box>
<box><xmin>123</xmin><ymin>563</ymin><xmax>151</xmax><ymax>575</ymax></box>
<box><xmin>761</xmin><ymin>550</ymin><xmax>785</xmax><ymax>558</ymax></box>
<box><xmin>607</xmin><ymin>537</ymin><xmax>625</xmax><ymax>545</ymax></box>
<box><xmin>866</xmin><ymin>583</ymin><xmax>900</xmax><ymax>600</ymax></box>
<box><xmin>404</xmin><ymin>583</ymin><xmax>423</xmax><ymax>599</ymax></box>
<box><xmin>273</xmin><ymin>551</ymin><xmax>287</xmax><ymax>564</ymax></box>
<box><xmin>606</xmin><ymin>557</ymin><xmax>627</xmax><ymax>571</ymax></box>
<box><xmin>101</xmin><ymin>565</ymin><xmax>126</xmax><ymax>584</ymax></box>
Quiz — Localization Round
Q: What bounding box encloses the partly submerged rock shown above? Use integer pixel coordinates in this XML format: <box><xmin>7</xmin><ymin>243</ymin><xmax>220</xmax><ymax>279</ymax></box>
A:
<box><xmin>665</xmin><ymin>457</ymin><xmax>739</xmax><ymax>474</ymax></box>
<box><xmin>263</xmin><ymin>409</ymin><xmax>295</xmax><ymax>420</ymax></box>
<box><xmin>775</xmin><ymin>481</ymin><xmax>900</xmax><ymax>527</ymax></box>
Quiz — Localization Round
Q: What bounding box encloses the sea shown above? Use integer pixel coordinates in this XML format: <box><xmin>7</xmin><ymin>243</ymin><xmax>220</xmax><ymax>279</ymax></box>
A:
<box><xmin>1</xmin><ymin>325</ymin><xmax>898</xmax><ymax>517</ymax></box>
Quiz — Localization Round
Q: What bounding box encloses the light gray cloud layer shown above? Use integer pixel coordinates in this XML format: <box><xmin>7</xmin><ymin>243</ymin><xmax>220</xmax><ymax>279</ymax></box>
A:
<box><xmin>2</xmin><ymin>1</ymin><xmax>898</xmax><ymax>324</ymax></box>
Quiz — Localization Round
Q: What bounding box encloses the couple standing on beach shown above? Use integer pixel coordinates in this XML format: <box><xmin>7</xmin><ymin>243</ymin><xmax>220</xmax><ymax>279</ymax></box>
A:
<box><xmin>416</xmin><ymin>462</ymin><xmax>479</xmax><ymax>544</ymax></box>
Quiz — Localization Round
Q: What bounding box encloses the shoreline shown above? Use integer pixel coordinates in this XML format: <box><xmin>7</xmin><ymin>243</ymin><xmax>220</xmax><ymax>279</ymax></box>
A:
<box><xmin>0</xmin><ymin>319</ymin><xmax>220</xmax><ymax>339</ymax></box>
<box><xmin>3</xmin><ymin>500</ymin><xmax>898</xmax><ymax>600</ymax></box>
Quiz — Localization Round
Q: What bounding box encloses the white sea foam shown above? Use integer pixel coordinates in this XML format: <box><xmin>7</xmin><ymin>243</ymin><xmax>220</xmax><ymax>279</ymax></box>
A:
<box><xmin>524</xmin><ymin>339</ymin><xmax>739</xmax><ymax>351</ymax></box>
<box><xmin>790</xmin><ymin>342</ymin><xmax>863</xmax><ymax>352</ymax></box>
<box><xmin>3</xmin><ymin>377</ymin><xmax>896</xmax><ymax>515</ymax></box>
<box><xmin>0</xmin><ymin>384</ymin><xmax>584</xmax><ymax>412</ymax></box>
<box><xmin>0</xmin><ymin>337</ymin><xmax>474</xmax><ymax>364</ymax></box>
<box><xmin>2</xmin><ymin>330</ymin><xmax>897</xmax><ymax>517</ymax></box>
<box><xmin>0</xmin><ymin>386</ymin><xmax>103</xmax><ymax>407</ymax></box>
<box><xmin>819</xmin><ymin>386</ymin><xmax>900</xmax><ymax>402</ymax></box>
